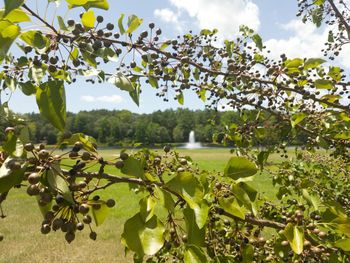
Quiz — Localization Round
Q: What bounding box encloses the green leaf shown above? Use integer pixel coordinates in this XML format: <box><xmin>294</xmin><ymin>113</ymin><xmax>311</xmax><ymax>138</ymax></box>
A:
<box><xmin>311</xmin><ymin>7</ymin><xmax>323</xmax><ymax>27</ymax></box>
<box><xmin>325</xmin><ymin>200</ymin><xmax>348</xmax><ymax>219</ymax></box>
<box><xmin>109</xmin><ymin>72</ymin><xmax>134</xmax><ymax>92</ymax></box>
<box><xmin>19</xmin><ymin>81</ymin><xmax>37</xmax><ymax>96</ymax></box>
<box><xmin>148</xmin><ymin>76</ymin><xmax>158</xmax><ymax>88</ymax></box>
<box><xmin>315</xmin><ymin>79</ymin><xmax>334</xmax><ymax>90</ymax></box>
<box><xmin>285</xmin><ymin>58</ymin><xmax>303</xmax><ymax>69</ymax></box>
<box><xmin>314</xmin><ymin>0</ymin><xmax>325</xmax><ymax>5</ymax></box>
<box><xmin>219</xmin><ymin>196</ymin><xmax>246</xmax><ymax>219</ymax></box>
<box><xmin>121</xmin><ymin>157</ymin><xmax>144</xmax><ymax>178</ymax></box>
<box><xmin>177</xmin><ymin>92</ymin><xmax>184</xmax><ymax>105</ymax></box>
<box><xmin>36</xmin><ymin>195</ymin><xmax>52</xmax><ymax>218</ymax></box>
<box><xmin>257</xmin><ymin>150</ymin><xmax>269</xmax><ymax>169</ymax></box>
<box><xmin>198</xmin><ymin>89</ymin><xmax>206</xmax><ymax>102</ymax></box>
<box><xmin>183</xmin><ymin>193</ymin><xmax>209</xmax><ymax>229</ymax></box>
<box><xmin>166</xmin><ymin>172</ymin><xmax>207</xmax><ymax>228</ymax></box>
<box><xmin>36</xmin><ymin>80</ymin><xmax>66</xmax><ymax>131</ymax></box>
<box><xmin>0</xmin><ymin>157</ymin><xmax>26</xmax><ymax>193</ymax></box>
<box><xmin>81</xmin><ymin>10</ymin><xmax>95</xmax><ymax>28</ymax></box>
<box><xmin>153</xmin><ymin>186</ymin><xmax>175</xmax><ymax>213</ymax></box>
<box><xmin>252</xmin><ymin>34</ymin><xmax>262</xmax><ymax>51</ymax></box>
<box><xmin>121</xmin><ymin>213</ymin><xmax>165</xmax><ymax>256</ymax></box>
<box><xmin>200</xmin><ymin>29</ymin><xmax>212</xmax><ymax>36</ymax></box>
<box><xmin>20</xmin><ymin>30</ymin><xmax>49</xmax><ymax>53</ymax></box>
<box><xmin>334</xmin><ymin>239</ymin><xmax>350</xmax><ymax>251</ymax></box>
<box><xmin>302</xmin><ymin>189</ymin><xmax>320</xmax><ymax>210</ymax></box>
<box><xmin>291</xmin><ymin>112</ymin><xmax>307</xmax><ymax>128</ymax></box>
<box><xmin>29</xmin><ymin>66</ymin><xmax>46</xmax><ymax>84</ymax></box>
<box><xmin>0</xmin><ymin>21</ymin><xmax>20</xmax><ymax>61</ymax></box>
<box><xmin>69</xmin><ymin>47</ymin><xmax>79</xmax><ymax>61</ymax></box>
<box><xmin>328</xmin><ymin>66</ymin><xmax>342</xmax><ymax>82</ymax></box>
<box><xmin>57</xmin><ymin>16</ymin><xmax>68</xmax><ymax>31</ymax></box>
<box><xmin>81</xmin><ymin>49</ymin><xmax>97</xmax><ymax>67</ymax></box>
<box><xmin>283</xmin><ymin>223</ymin><xmax>304</xmax><ymax>255</ymax></box>
<box><xmin>118</xmin><ymin>13</ymin><xmax>125</xmax><ymax>34</ymax></box>
<box><xmin>160</xmin><ymin>42</ymin><xmax>168</xmax><ymax>50</ymax></box>
<box><xmin>139</xmin><ymin>195</ymin><xmax>156</xmax><ymax>223</ymax></box>
<box><xmin>166</xmin><ymin>172</ymin><xmax>203</xmax><ymax>204</ymax></box>
<box><xmin>231</xmin><ymin>182</ymin><xmax>257</xmax><ymax>215</ymax></box>
<box><xmin>335</xmin><ymin>131</ymin><xmax>350</xmax><ymax>140</ymax></box>
<box><xmin>4</xmin><ymin>0</ymin><xmax>24</xmax><ymax>17</ymax></box>
<box><xmin>90</xmin><ymin>201</ymin><xmax>109</xmax><ymax>226</ymax></box>
<box><xmin>83</xmin><ymin>0</ymin><xmax>109</xmax><ymax>10</ymax></box>
<box><xmin>46</xmin><ymin>162</ymin><xmax>74</xmax><ymax>204</ymax></box>
<box><xmin>62</xmin><ymin>133</ymin><xmax>97</xmax><ymax>152</ymax></box>
<box><xmin>183</xmin><ymin>207</ymin><xmax>206</xmax><ymax>247</ymax></box>
<box><xmin>304</xmin><ymin>58</ymin><xmax>326</xmax><ymax>69</ymax></box>
<box><xmin>3</xmin><ymin>130</ymin><xmax>17</xmax><ymax>155</ymax></box>
<box><xmin>184</xmin><ymin>245</ymin><xmax>207</xmax><ymax>263</ymax></box>
<box><xmin>126</xmin><ymin>15</ymin><xmax>143</xmax><ymax>34</ymax></box>
<box><xmin>242</xmin><ymin>244</ymin><xmax>254</xmax><ymax>263</ymax></box>
<box><xmin>253</xmin><ymin>53</ymin><xmax>264</xmax><ymax>62</ymax></box>
<box><xmin>193</xmin><ymin>68</ymin><xmax>200</xmax><ymax>81</ymax></box>
<box><xmin>224</xmin><ymin>156</ymin><xmax>258</xmax><ymax>180</ymax></box>
<box><xmin>66</xmin><ymin>0</ymin><xmax>109</xmax><ymax>10</ymax></box>
<box><xmin>129</xmin><ymin>83</ymin><xmax>140</xmax><ymax>106</ymax></box>
<box><xmin>0</xmin><ymin>8</ymin><xmax>30</xmax><ymax>23</ymax></box>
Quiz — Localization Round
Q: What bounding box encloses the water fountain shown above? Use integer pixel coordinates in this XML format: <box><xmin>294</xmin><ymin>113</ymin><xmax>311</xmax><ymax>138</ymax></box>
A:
<box><xmin>185</xmin><ymin>130</ymin><xmax>202</xmax><ymax>149</ymax></box>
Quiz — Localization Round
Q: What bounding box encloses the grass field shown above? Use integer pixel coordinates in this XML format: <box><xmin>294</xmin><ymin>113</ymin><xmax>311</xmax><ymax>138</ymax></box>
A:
<box><xmin>0</xmin><ymin>148</ymin><xmax>285</xmax><ymax>263</ymax></box>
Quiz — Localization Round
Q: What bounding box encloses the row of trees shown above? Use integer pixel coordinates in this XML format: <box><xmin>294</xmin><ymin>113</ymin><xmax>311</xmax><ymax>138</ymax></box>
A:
<box><xmin>1</xmin><ymin>109</ymin><xmax>307</xmax><ymax>146</ymax></box>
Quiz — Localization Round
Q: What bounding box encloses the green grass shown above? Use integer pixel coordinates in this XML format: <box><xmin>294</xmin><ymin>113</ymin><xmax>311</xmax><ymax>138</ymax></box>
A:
<box><xmin>0</xmin><ymin>148</ymin><xmax>284</xmax><ymax>263</ymax></box>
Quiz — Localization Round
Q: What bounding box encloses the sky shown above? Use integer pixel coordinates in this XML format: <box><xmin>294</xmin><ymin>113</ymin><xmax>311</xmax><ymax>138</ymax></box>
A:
<box><xmin>4</xmin><ymin>0</ymin><xmax>346</xmax><ymax>114</ymax></box>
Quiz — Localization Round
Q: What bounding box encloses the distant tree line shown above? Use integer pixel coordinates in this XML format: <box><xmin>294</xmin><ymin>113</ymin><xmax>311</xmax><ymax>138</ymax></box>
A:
<box><xmin>0</xmin><ymin>109</ymin><xmax>308</xmax><ymax>146</ymax></box>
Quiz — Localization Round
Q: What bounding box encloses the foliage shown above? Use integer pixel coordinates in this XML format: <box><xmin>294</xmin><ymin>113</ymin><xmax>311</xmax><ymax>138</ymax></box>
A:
<box><xmin>1</xmin><ymin>109</ymin><xmax>294</xmax><ymax>146</ymax></box>
<box><xmin>0</xmin><ymin>0</ymin><xmax>349</xmax><ymax>262</ymax></box>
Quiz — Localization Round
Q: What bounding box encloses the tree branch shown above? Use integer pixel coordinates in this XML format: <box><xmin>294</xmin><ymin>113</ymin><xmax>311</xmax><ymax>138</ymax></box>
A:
<box><xmin>327</xmin><ymin>0</ymin><xmax>350</xmax><ymax>39</ymax></box>
<box><xmin>22</xmin><ymin>4</ymin><xmax>59</xmax><ymax>34</ymax></box>
<box><xmin>222</xmin><ymin>210</ymin><xmax>285</xmax><ymax>229</ymax></box>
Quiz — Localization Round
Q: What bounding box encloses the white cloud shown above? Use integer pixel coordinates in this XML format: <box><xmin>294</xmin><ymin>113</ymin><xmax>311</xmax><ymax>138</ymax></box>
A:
<box><xmin>80</xmin><ymin>95</ymin><xmax>123</xmax><ymax>103</ymax></box>
<box><xmin>264</xmin><ymin>19</ymin><xmax>350</xmax><ymax>69</ymax></box>
<box><xmin>264</xmin><ymin>20</ymin><xmax>325</xmax><ymax>59</ymax></box>
<box><xmin>154</xmin><ymin>8</ymin><xmax>179</xmax><ymax>24</ymax></box>
<box><xmin>167</xmin><ymin>0</ymin><xmax>260</xmax><ymax>38</ymax></box>
<box><xmin>154</xmin><ymin>8</ymin><xmax>183</xmax><ymax>32</ymax></box>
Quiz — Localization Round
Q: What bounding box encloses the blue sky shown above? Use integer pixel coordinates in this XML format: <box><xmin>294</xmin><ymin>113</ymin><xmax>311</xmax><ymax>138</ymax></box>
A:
<box><xmin>4</xmin><ymin>0</ymin><xmax>339</xmax><ymax>114</ymax></box>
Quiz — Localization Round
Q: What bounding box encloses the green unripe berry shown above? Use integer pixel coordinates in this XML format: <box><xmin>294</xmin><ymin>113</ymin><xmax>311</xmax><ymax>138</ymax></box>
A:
<box><xmin>179</xmin><ymin>158</ymin><xmax>187</xmax><ymax>165</ymax></box>
<box><xmin>65</xmin><ymin>232</ymin><xmax>75</xmax><ymax>243</ymax></box>
<box><xmin>67</xmin><ymin>20</ymin><xmax>75</xmax><ymax>27</ymax></box>
<box><xmin>83</xmin><ymin>215</ymin><xmax>92</xmax><ymax>224</ymax></box>
<box><xmin>24</xmin><ymin>143</ymin><xmax>34</xmax><ymax>151</ymax></box>
<box><xmin>115</xmin><ymin>160</ymin><xmax>124</xmax><ymax>169</ymax></box>
<box><xmin>52</xmin><ymin>218</ymin><xmax>64</xmax><ymax>231</ymax></box>
<box><xmin>106</xmin><ymin>199</ymin><xmax>116</xmax><ymax>208</ymax></box>
<box><xmin>106</xmin><ymin>23</ymin><xmax>114</xmax><ymax>30</ymax></box>
<box><xmin>96</xmin><ymin>15</ymin><xmax>104</xmax><ymax>23</ymax></box>
<box><xmin>69</xmin><ymin>151</ymin><xmax>78</xmax><ymax>159</ymax></box>
<box><xmin>38</xmin><ymin>150</ymin><xmax>49</xmax><ymax>160</ymax></box>
<box><xmin>27</xmin><ymin>184</ymin><xmax>40</xmax><ymax>196</ymax></box>
<box><xmin>163</xmin><ymin>145</ymin><xmax>171</xmax><ymax>153</ymax></box>
<box><xmin>120</xmin><ymin>152</ymin><xmax>129</xmax><ymax>160</ymax></box>
<box><xmin>28</xmin><ymin>173</ymin><xmax>41</xmax><ymax>185</ymax></box>
<box><xmin>79</xmin><ymin>204</ymin><xmax>90</xmax><ymax>214</ymax></box>
<box><xmin>76</xmin><ymin>222</ymin><xmax>84</xmax><ymax>231</ymax></box>
<box><xmin>89</xmin><ymin>231</ymin><xmax>97</xmax><ymax>240</ymax></box>
<box><xmin>81</xmin><ymin>152</ymin><xmax>91</xmax><ymax>161</ymax></box>
<box><xmin>41</xmin><ymin>224</ymin><xmax>51</xmax><ymax>235</ymax></box>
